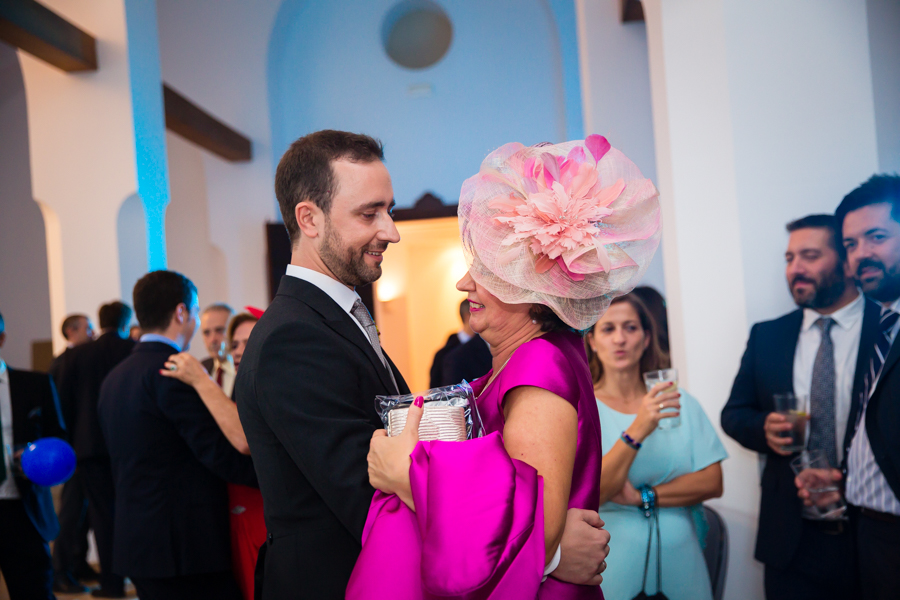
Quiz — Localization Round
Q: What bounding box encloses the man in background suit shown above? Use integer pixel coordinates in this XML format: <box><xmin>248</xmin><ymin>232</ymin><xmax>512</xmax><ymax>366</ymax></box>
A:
<box><xmin>828</xmin><ymin>175</ymin><xmax>900</xmax><ymax>599</ymax></box>
<box><xmin>442</xmin><ymin>331</ymin><xmax>493</xmax><ymax>387</ymax></box>
<box><xmin>0</xmin><ymin>310</ymin><xmax>67</xmax><ymax>600</ymax></box>
<box><xmin>199</xmin><ymin>303</ymin><xmax>236</xmax><ymax>397</ymax></box>
<box><xmin>99</xmin><ymin>271</ymin><xmax>257</xmax><ymax>600</ymax></box>
<box><xmin>58</xmin><ymin>301</ymin><xmax>135</xmax><ymax>598</ymax></box>
<box><xmin>722</xmin><ymin>215</ymin><xmax>877</xmax><ymax>600</ymax></box>
<box><xmin>428</xmin><ymin>299</ymin><xmax>473</xmax><ymax>388</ymax></box>
<box><xmin>236</xmin><ymin>130</ymin><xmax>612</xmax><ymax>599</ymax></box>
<box><xmin>50</xmin><ymin>313</ymin><xmax>98</xmax><ymax>594</ymax></box>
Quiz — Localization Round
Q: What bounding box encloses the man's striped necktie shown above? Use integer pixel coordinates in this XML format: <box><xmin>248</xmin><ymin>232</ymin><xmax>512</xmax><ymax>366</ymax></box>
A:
<box><xmin>856</xmin><ymin>307</ymin><xmax>900</xmax><ymax>431</ymax></box>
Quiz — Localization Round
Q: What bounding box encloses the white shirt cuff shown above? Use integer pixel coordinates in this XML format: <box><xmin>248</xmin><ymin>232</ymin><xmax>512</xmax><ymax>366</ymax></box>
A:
<box><xmin>542</xmin><ymin>544</ymin><xmax>562</xmax><ymax>581</ymax></box>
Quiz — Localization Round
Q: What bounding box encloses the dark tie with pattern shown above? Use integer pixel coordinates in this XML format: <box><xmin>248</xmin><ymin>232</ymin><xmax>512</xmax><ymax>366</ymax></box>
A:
<box><xmin>808</xmin><ymin>317</ymin><xmax>837</xmax><ymax>467</ymax></box>
<box><xmin>351</xmin><ymin>300</ymin><xmax>399</xmax><ymax>394</ymax></box>
<box><xmin>857</xmin><ymin>308</ymin><xmax>900</xmax><ymax>428</ymax></box>
<box><xmin>0</xmin><ymin>369</ymin><xmax>7</xmax><ymax>484</ymax></box>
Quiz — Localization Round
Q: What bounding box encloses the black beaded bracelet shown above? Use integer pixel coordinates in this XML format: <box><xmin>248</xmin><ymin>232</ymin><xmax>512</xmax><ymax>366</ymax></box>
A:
<box><xmin>621</xmin><ymin>432</ymin><xmax>641</xmax><ymax>450</ymax></box>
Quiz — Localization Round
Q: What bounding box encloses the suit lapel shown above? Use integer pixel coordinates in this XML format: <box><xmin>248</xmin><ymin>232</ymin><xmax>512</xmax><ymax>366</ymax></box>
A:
<box><xmin>776</xmin><ymin>310</ymin><xmax>804</xmax><ymax>399</ymax></box>
<box><xmin>276</xmin><ymin>276</ymin><xmax>401</xmax><ymax>395</ymax></box>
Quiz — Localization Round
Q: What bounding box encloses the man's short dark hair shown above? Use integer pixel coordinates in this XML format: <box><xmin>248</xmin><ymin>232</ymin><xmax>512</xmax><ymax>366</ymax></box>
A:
<box><xmin>786</xmin><ymin>214</ymin><xmax>846</xmax><ymax>261</ymax></box>
<box><xmin>835</xmin><ymin>174</ymin><xmax>900</xmax><ymax>232</ymax></box>
<box><xmin>275</xmin><ymin>130</ymin><xmax>385</xmax><ymax>245</ymax></box>
<box><xmin>98</xmin><ymin>302</ymin><xmax>133</xmax><ymax>331</ymax></box>
<box><xmin>61</xmin><ymin>314</ymin><xmax>88</xmax><ymax>340</ymax></box>
<box><xmin>459</xmin><ymin>299</ymin><xmax>470</xmax><ymax>322</ymax></box>
<box><xmin>133</xmin><ymin>271</ymin><xmax>197</xmax><ymax>332</ymax></box>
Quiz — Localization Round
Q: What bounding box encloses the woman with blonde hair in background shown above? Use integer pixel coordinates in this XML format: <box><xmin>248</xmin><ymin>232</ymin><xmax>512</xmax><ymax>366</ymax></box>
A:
<box><xmin>586</xmin><ymin>293</ymin><xmax>727</xmax><ymax>600</ymax></box>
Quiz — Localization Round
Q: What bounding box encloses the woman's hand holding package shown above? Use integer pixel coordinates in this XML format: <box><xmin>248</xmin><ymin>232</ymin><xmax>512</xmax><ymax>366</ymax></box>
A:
<box><xmin>367</xmin><ymin>396</ymin><xmax>424</xmax><ymax>511</ymax></box>
<box><xmin>628</xmin><ymin>382</ymin><xmax>681</xmax><ymax>443</ymax></box>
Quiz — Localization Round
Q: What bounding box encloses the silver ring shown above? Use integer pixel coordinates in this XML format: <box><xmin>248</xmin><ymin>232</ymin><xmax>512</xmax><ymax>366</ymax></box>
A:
<box><xmin>659</xmin><ymin>402</ymin><xmax>664</xmax><ymax>410</ymax></box>
<box><xmin>167</xmin><ymin>363</ymin><xmax>178</xmax><ymax>371</ymax></box>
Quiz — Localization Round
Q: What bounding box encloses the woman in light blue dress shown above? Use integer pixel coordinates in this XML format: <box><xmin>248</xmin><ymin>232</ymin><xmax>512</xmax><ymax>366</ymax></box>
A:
<box><xmin>586</xmin><ymin>294</ymin><xmax>727</xmax><ymax>600</ymax></box>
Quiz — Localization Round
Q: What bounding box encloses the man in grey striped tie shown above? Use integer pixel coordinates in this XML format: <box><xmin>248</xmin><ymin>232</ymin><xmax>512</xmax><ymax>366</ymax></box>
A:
<box><xmin>818</xmin><ymin>174</ymin><xmax>900</xmax><ymax>600</ymax></box>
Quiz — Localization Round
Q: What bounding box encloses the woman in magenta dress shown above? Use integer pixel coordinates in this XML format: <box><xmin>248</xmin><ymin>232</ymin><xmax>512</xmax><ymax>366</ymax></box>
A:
<box><xmin>349</xmin><ymin>136</ymin><xmax>661</xmax><ymax>599</ymax></box>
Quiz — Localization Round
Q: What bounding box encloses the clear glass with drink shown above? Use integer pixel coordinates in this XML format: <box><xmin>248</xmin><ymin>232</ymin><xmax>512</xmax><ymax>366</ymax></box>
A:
<box><xmin>643</xmin><ymin>369</ymin><xmax>680</xmax><ymax>429</ymax></box>
<box><xmin>773</xmin><ymin>392</ymin><xmax>809</xmax><ymax>453</ymax></box>
<box><xmin>791</xmin><ymin>449</ymin><xmax>846</xmax><ymax>520</ymax></box>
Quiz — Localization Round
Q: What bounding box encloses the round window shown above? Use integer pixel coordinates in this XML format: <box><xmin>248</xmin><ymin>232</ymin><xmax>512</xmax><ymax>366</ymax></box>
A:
<box><xmin>381</xmin><ymin>1</ymin><xmax>453</xmax><ymax>70</ymax></box>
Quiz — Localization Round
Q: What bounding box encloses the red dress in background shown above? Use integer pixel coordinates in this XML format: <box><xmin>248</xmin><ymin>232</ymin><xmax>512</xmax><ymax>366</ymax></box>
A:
<box><xmin>228</xmin><ymin>483</ymin><xmax>266</xmax><ymax>600</ymax></box>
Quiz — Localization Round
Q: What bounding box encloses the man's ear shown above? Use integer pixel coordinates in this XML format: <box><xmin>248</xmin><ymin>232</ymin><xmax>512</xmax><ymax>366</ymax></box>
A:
<box><xmin>0</xmin><ymin>332</ymin><xmax>5</xmax><ymax>348</ymax></box>
<box><xmin>174</xmin><ymin>303</ymin><xmax>188</xmax><ymax>326</ymax></box>
<box><xmin>295</xmin><ymin>201</ymin><xmax>323</xmax><ymax>239</ymax></box>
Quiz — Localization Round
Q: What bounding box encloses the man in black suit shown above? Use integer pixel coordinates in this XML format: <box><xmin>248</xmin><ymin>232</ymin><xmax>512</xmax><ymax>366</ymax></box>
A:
<box><xmin>722</xmin><ymin>214</ymin><xmax>878</xmax><ymax>600</ymax></box>
<box><xmin>49</xmin><ymin>313</ymin><xmax>98</xmax><ymax>594</ymax></box>
<box><xmin>0</xmin><ymin>310</ymin><xmax>67</xmax><ymax>600</ymax></box>
<box><xmin>99</xmin><ymin>270</ymin><xmax>257</xmax><ymax>600</ymax></box>
<box><xmin>56</xmin><ymin>301</ymin><xmax>136</xmax><ymax>598</ymax></box>
<box><xmin>428</xmin><ymin>300</ymin><xmax>473</xmax><ymax>388</ymax></box>
<box><xmin>442</xmin><ymin>332</ymin><xmax>493</xmax><ymax>386</ymax></box>
<box><xmin>829</xmin><ymin>175</ymin><xmax>900</xmax><ymax>599</ymax></box>
<box><xmin>236</xmin><ymin>130</ymin><xmax>612</xmax><ymax>599</ymax></box>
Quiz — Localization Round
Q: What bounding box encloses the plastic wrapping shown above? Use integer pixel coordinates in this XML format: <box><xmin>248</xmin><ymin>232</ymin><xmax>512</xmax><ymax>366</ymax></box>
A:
<box><xmin>376</xmin><ymin>381</ymin><xmax>483</xmax><ymax>441</ymax></box>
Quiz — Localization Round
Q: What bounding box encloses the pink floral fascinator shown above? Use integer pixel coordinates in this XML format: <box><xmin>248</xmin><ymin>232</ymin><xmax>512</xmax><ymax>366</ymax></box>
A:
<box><xmin>458</xmin><ymin>135</ymin><xmax>661</xmax><ymax>330</ymax></box>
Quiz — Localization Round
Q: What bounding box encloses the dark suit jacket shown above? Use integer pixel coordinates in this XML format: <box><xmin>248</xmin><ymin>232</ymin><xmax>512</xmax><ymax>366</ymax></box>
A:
<box><xmin>48</xmin><ymin>347</ymin><xmax>77</xmax><ymax>437</ymax></box>
<box><xmin>428</xmin><ymin>333</ymin><xmax>461</xmax><ymax>388</ymax></box>
<box><xmin>720</xmin><ymin>297</ymin><xmax>879</xmax><ymax>568</ymax></box>
<box><xmin>443</xmin><ymin>334</ymin><xmax>493</xmax><ymax>386</ymax></box>
<box><xmin>7</xmin><ymin>367</ymin><xmax>66</xmax><ymax>541</ymax></box>
<box><xmin>235</xmin><ymin>276</ymin><xmax>410</xmax><ymax>599</ymax></box>
<box><xmin>861</xmin><ymin>305</ymin><xmax>900</xmax><ymax>504</ymax></box>
<box><xmin>98</xmin><ymin>341</ymin><xmax>258</xmax><ymax>579</ymax></box>
<box><xmin>58</xmin><ymin>332</ymin><xmax>135</xmax><ymax>459</ymax></box>
<box><xmin>201</xmin><ymin>357</ymin><xmax>215</xmax><ymax>375</ymax></box>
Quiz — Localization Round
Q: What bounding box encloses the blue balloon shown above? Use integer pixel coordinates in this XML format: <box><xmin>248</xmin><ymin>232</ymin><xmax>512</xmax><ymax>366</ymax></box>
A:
<box><xmin>21</xmin><ymin>437</ymin><xmax>77</xmax><ymax>487</ymax></box>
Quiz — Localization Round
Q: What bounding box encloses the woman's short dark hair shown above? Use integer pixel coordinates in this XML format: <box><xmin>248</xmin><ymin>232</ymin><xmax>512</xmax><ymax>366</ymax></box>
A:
<box><xmin>132</xmin><ymin>271</ymin><xmax>197</xmax><ymax>332</ymax></box>
<box><xmin>98</xmin><ymin>302</ymin><xmax>132</xmax><ymax>331</ymax></box>
<box><xmin>529</xmin><ymin>304</ymin><xmax>568</xmax><ymax>333</ymax></box>
<box><xmin>227</xmin><ymin>313</ymin><xmax>259</xmax><ymax>346</ymax></box>
<box><xmin>275</xmin><ymin>130</ymin><xmax>385</xmax><ymax>246</ymax></box>
<box><xmin>585</xmin><ymin>293</ymin><xmax>665</xmax><ymax>385</ymax></box>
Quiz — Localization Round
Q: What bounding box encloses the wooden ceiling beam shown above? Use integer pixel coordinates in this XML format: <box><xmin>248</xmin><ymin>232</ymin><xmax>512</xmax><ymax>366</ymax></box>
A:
<box><xmin>163</xmin><ymin>84</ymin><xmax>252</xmax><ymax>163</ymax></box>
<box><xmin>0</xmin><ymin>0</ymin><xmax>97</xmax><ymax>72</ymax></box>
<box><xmin>622</xmin><ymin>0</ymin><xmax>645</xmax><ymax>23</ymax></box>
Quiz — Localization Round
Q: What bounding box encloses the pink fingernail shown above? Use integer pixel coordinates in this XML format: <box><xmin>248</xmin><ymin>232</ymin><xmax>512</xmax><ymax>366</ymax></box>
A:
<box><xmin>413</xmin><ymin>396</ymin><xmax>424</xmax><ymax>408</ymax></box>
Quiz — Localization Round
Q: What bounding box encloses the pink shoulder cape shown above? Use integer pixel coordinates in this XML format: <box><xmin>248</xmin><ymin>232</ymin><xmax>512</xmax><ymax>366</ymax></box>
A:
<box><xmin>346</xmin><ymin>432</ymin><xmax>545</xmax><ymax>599</ymax></box>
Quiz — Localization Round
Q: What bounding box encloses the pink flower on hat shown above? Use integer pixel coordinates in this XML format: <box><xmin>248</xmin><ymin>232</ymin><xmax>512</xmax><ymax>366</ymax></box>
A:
<box><xmin>488</xmin><ymin>135</ymin><xmax>625</xmax><ymax>281</ymax></box>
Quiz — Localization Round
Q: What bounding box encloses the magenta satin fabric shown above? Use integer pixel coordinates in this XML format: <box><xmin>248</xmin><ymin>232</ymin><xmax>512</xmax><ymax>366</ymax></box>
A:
<box><xmin>347</xmin><ymin>330</ymin><xmax>603</xmax><ymax>599</ymax></box>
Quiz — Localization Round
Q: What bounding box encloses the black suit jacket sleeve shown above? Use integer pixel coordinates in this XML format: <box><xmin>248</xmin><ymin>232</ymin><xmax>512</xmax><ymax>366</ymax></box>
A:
<box><xmin>721</xmin><ymin>324</ymin><xmax>770</xmax><ymax>454</ymax></box>
<box><xmin>155</xmin><ymin>378</ymin><xmax>257</xmax><ymax>488</ymax></box>
<box><xmin>256</xmin><ymin>320</ymin><xmax>379</xmax><ymax>541</ymax></box>
<box><xmin>44</xmin><ymin>376</ymin><xmax>66</xmax><ymax>439</ymax></box>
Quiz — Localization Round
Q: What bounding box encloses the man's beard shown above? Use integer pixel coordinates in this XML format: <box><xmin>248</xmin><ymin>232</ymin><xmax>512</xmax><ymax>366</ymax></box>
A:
<box><xmin>319</xmin><ymin>219</ymin><xmax>385</xmax><ymax>288</ymax></box>
<box><xmin>790</xmin><ymin>266</ymin><xmax>846</xmax><ymax>310</ymax></box>
<box><xmin>857</xmin><ymin>257</ymin><xmax>900</xmax><ymax>303</ymax></box>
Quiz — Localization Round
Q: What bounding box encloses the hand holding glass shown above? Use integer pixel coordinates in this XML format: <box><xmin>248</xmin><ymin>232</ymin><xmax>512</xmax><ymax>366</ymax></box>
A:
<box><xmin>791</xmin><ymin>449</ymin><xmax>846</xmax><ymax>520</ymax></box>
<box><xmin>643</xmin><ymin>369</ymin><xmax>680</xmax><ymax>429</ymax></box>
<box><xmin>773</xmin><ymin>393</ymin><xmax>808</xmax><ymax>453</ymax></box>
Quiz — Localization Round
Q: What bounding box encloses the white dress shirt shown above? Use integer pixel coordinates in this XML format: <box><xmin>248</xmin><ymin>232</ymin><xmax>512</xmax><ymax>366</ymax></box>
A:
<box><xmin>139</xmin><ymin>333</ymin><xmax>183</xmax><ymax>352</ymax></box>
<box><xmin>209</xmin><ymin>357</ymin><xmax>237</xmax><ymax>398</ymax></box>
<box><xmin>0</xmin><ymin>360</ymin><xmax>21</xmax><ymax>499</ymax></box>
<box><xmin>285</xmin><ymin>265</ymin><xmax>369</xmax><ymax>339</ymax></box>
<box><xmin>792</xmin><ymin>293</ymin><xmax>863</xmax><ymax>463</ymax></box>
<box><xmin>846</xmin><ymin>297</ymin><xmax>900</xmax><ymax>515</ymax></box>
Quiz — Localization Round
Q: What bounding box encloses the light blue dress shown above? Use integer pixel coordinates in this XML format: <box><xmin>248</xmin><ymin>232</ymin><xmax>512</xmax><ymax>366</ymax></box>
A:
<box><xmin>597</xmin><ymin>390</ymin><xmax>727</xmax><ymax>600</ymax></box>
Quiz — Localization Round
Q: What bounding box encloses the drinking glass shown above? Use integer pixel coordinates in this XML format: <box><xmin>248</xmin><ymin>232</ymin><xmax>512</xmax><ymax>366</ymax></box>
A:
<box><xmin>773</xmin><ymin>392</ymin><xmax>809</xmax><ymax>453</ymax></box>
<box><xmin>791</xmin><ymin>449</ymin><xmax>846</xmax><ymax>520</ymax></box>
<box><xmin>643</xmin><ymin>368</ymin><xmax>680</xmax><ymax>429</ymax></box>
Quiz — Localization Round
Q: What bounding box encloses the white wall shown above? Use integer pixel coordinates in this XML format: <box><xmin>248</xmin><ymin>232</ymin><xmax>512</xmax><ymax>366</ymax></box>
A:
<box><xmin>0</xmin><ymin>43</ymin><xmax>52</xmax><ymax>368</ymax></box>
<box><xmin>867</xmin><ymin>0</ymin><xmax>900</xmax><ymax>174</ymax></box>
<box><xmin>576</xmin><ymin>0</ymin><xmax>665</xmax><ymax>294</ymax></box>
<box><xmin>156</xmin><ymin>0</ymin><xmax>280</xmax><ymax>309</ymax></box>
<box><xmin>268</xmin><ymin>0</ymin><xmax>567</xmax><ymax>208</ymax></box>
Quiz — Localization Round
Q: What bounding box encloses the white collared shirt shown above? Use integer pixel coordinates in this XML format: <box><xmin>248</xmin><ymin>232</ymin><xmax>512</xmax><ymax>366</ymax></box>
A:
<box><xmin>139</xmin><ymin>333</ymin><xmax>183</xmax><ymax>352</ymax></box>
<box><xmin>0</xmin><ymin>360</ymin><xmax>20</xmax><ymax>499</ymax></box>
<box><xmin>457</xmin><ymin>331</ymin><xmax>473</xmax><ymax>345</ymax></box>
<box><xmin>285</xmin><ymin>265</ymin><xmax>368</xmax><ymax>338</ymax></box>
<box><xmin>792</xmin><ymin>293</ymin><xmax>863</xmax><ymax>463</ymax></box>
<box><xmin>846</xmin><ymin>297</ymin><xmax>900</xmax><ymax>514</ymax></box>
<box><xmin>210</xmin><ymin>356</ymin><xmax>237</xmax><ymax>398</ymax></box>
